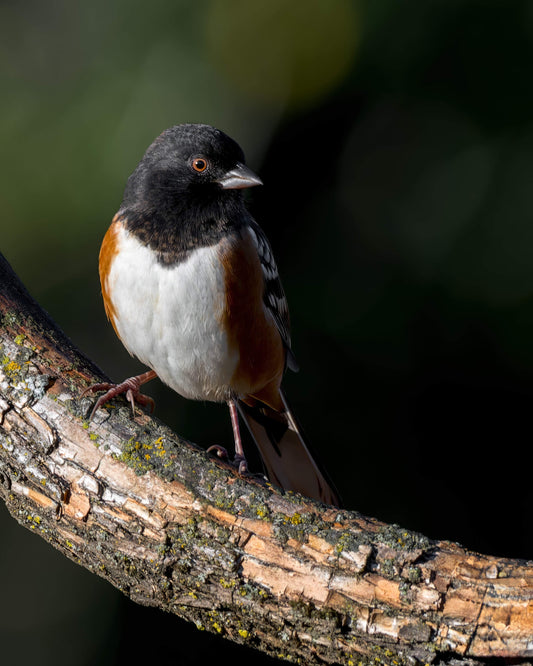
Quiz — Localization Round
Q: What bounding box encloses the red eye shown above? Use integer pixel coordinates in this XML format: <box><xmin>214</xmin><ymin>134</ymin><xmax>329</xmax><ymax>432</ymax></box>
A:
<box><xmin>191</xmin><ymin>157</ymin><xmax>208</xmax><ymax>173</ymax></box>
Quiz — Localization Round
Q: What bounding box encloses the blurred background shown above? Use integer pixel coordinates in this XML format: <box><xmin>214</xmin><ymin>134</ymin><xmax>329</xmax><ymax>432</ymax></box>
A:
<box><xmin>1</xmin><ymin>0</ymin><xmax>533</xmax><ymax>663</ymax></box>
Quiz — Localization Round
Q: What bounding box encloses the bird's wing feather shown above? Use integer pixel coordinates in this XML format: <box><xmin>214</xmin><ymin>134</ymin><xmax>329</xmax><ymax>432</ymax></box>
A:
<box><xmin>247</xmin><ymin>221</ymin><xmax>298</xmax><ymax>371</ymax></box>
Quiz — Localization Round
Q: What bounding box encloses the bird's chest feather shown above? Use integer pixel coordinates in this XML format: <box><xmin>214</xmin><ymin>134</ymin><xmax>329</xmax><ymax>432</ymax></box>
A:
<box><xmin>102</xmin><ymin>224</ymin><xmax>238</xmax><ymax>400</ymax></box>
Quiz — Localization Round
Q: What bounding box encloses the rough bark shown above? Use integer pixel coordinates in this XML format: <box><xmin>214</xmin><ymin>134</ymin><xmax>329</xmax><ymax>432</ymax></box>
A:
<box><xmin>0</xmin><ymin>252</ymin><xmax>532</xmax><ymax>666</ymax></box>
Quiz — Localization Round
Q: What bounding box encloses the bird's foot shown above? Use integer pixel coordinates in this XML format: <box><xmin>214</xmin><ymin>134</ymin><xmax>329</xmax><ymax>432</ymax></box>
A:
<box><xmin>82</xmin><ymin>375</ymin><xmax>156</xmax><ymax>420</ymax></box>
<box><xmin>207</xmin><ymin>445</ymin><xmax>249</xmax><ymax>476</ymax></box>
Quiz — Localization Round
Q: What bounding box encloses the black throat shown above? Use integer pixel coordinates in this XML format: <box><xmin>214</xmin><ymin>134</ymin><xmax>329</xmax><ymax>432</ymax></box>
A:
<box><xmin>121</xmin><ymin>193</ymin><xmax>248</xmax><ymax>266</ymax></box>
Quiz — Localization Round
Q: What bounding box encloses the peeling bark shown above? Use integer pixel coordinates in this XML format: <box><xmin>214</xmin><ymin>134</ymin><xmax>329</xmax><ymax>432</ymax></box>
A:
<box><xmin>0</xmin><ymin>252</ymin><xmax>532</xmax><ymax>666</ymax></box>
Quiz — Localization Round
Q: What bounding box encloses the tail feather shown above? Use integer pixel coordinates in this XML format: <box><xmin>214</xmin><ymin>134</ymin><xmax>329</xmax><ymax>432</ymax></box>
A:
<box><xmin>237</xmin><ymin>392</ymin><xmax>341</xmax><ymax>507</ymax></box>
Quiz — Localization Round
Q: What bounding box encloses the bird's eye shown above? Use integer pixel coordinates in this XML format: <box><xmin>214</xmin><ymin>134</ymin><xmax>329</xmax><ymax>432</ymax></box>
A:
<box><xmin>191</xmin><ymin>157</ymin><xmax>209</xmax><ymax>173</ymax></box>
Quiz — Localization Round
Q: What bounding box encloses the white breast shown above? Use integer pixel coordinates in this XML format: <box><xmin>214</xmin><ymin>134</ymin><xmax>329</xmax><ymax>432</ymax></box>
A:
<box><xmin>105</xmin><ymin>226</ymin><xmax>238</xmax><ymax>402</ymax></box>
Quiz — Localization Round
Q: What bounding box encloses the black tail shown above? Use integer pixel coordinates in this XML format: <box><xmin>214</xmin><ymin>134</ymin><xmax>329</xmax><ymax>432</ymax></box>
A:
<box><xmin>237</xmin><ymin>392</ymin><xmax>341</xmax><ymax>507</ymax></box>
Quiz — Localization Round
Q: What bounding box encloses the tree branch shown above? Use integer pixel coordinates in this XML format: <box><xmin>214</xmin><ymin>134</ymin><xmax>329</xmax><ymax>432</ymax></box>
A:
<box><xmin>0</xmin><ymin>252</ymin><xmax>531</xmax><ymax>666</ymax></box>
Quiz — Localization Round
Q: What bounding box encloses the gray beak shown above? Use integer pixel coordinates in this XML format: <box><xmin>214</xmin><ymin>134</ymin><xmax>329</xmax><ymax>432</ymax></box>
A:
<box><xmin>216</xmin><ymin>162</ymin><xmax>263</xmax><ymax>190</ymax></box>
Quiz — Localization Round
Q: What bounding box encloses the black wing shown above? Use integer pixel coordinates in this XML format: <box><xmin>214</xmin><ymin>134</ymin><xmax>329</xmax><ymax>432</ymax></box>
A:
<box><xmin>247</xmin><ymin>220</ymin><xmax>298</xmax><ymax>372</ymax></box>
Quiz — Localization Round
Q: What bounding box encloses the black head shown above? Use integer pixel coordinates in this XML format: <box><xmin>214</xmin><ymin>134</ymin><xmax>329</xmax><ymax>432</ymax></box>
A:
<box><xmin>121</xmin><ymin>124</ymin><xmax>261</xmax><ymax>214</ymax></box>
<box><xmin>119</xmin><ymin>124</ymin><xmax>263</xmax><ymax>263</ymax></box>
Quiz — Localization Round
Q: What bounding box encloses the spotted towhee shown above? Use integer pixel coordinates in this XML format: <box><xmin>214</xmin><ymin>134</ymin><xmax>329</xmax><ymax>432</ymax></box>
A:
<box><xmin>85</xmin><ymin>123</ymin><xmax>340</xmax><ymax>507</ymax></box>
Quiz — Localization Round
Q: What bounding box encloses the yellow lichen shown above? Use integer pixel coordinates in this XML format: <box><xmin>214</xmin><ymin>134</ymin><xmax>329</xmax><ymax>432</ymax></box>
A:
<box><xmin>27</xmin><ymin>515</ymin><xmax>41</xmax><ymax>525</ymax></box>
<box><xmin>219</xmin><ymin>578</ymin><xmax>236</xmax><ymax>589</ymax></box>
<box><xmin>3</xmin><ymin>359</ymin><xmax>21</xmax><ymax>375</ymax></box>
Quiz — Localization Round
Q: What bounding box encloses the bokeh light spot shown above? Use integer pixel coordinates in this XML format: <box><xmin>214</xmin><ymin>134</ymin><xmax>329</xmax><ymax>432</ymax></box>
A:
<box><xmin>205</xmin><ymin>0</ymin><xmax>360</xmax><ymax>109</ymax></box>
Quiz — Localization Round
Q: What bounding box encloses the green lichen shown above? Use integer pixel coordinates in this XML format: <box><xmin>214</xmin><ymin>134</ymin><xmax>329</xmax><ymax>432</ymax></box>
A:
<box><xmin>2</xmin><ymin>311</ymin><xmax>21</xmax><ymax>328</ymax></box>
<box><xmin>368</xmin><ymin>643</ymin><xmax>424</xmax><ymax>666</ymax></box>
<box><xmin>255</xmin><ymin>503</ymin><xmax>269</xmax><ymax>519</ymax></box>
<box><xmin>406</xmin><ymin>565</ymin><xmax>421</xmax><ymax>583</ymax></box>
<box><xmin>377</xmin><ymin>524</ymin><xmax>431</xmax><ymax>551</ymax></box>
<box><xmin>237</xmin><ymin>582</ymin><xmax>270</xmax><ymax>602</ymax></box>
<box><xmin>333</xmin><ymin>529</ymin><xmax>364</xmax><ymax>555</ymax></box>
<box><xmin>1</xmin><ymin>343</ymin><xmax>51</xmax><ymax>404</ymax></box>
<box><xmin>114</xmin><ymin>438</ymin><xmax>155</xmax><ymax>475</ymax></box>
<box><xmin>380</xmin><ymin>557</ymin><xmax>397</xmax><ymax>578</ymax></box>
<box><xmin>399</xmin><ymin>580</ymin><xmax>411</xmax><ymax>603</ymax></box>
<box><xmin>213</xmin><ymin>488</ymin><xmax>235</xmax><ymax>511</ymax></box>
<box><xmin>271</xmin><ymin>508</ymin><xmax>327</xmax><ymax>544</ymax></box>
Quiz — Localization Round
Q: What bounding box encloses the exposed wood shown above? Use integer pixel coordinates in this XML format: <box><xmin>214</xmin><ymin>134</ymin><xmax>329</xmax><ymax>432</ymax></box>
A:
<box><xmin>0</xmin><ymin>251</ymin><xmax>532</xmax><ymax>665</ymax></box>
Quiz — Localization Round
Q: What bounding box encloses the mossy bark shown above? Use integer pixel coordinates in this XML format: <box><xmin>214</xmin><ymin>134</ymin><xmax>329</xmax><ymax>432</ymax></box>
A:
<box><xmin>0</xmin><ymin>252</ymin><xmax>532</xmax><ymax>666</ymax></box>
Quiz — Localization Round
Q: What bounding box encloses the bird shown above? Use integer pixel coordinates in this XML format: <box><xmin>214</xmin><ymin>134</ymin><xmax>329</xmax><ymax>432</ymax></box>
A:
<box><xmin>84</xmin><ymin>123</ymin><xmax>341</xmax><ymax>507</ymax></box>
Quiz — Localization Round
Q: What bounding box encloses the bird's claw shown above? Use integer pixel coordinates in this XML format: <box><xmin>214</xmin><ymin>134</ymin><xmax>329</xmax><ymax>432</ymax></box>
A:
<box><xmin>207</xmin><ymin>446</ymin><xmax>249</xmax><ymax>476</ymax></box>
<box><xmin>234</xmin><ymin>455</ymin><xmax>249</xmax><ymax>476</ymax></box>
<box><xmin>82</xmin><ymin>378</ymin><xmax>155</xmax><ymax>420</ymax></box>
<box><xmin>206</xmin><ymin>444</ymin><xmax>229</xmax><ymax>460</ymax></box>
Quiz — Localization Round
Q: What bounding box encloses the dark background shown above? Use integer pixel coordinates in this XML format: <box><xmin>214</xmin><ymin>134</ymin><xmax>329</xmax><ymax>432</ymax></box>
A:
<box><xmin>1</xmin><ymin>1</ymin><xmax>532</xmax><ymax>664</ymax></box>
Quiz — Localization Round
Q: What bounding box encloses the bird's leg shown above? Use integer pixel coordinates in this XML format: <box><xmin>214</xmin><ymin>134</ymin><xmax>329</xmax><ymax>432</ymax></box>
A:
<box><xmin>207</xmin><ymin>398</ymin><xmax>248</xmax><ymax>475</ymax></box>
<box><xmin>82</xmin><ymin>369</ymin><xmax>157</xmax><ymax>419</ymax></box>
<box><xmin>228</xmin><ymin>398</ymin><xmax>248</xmax><ymax>474</ymax></box>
